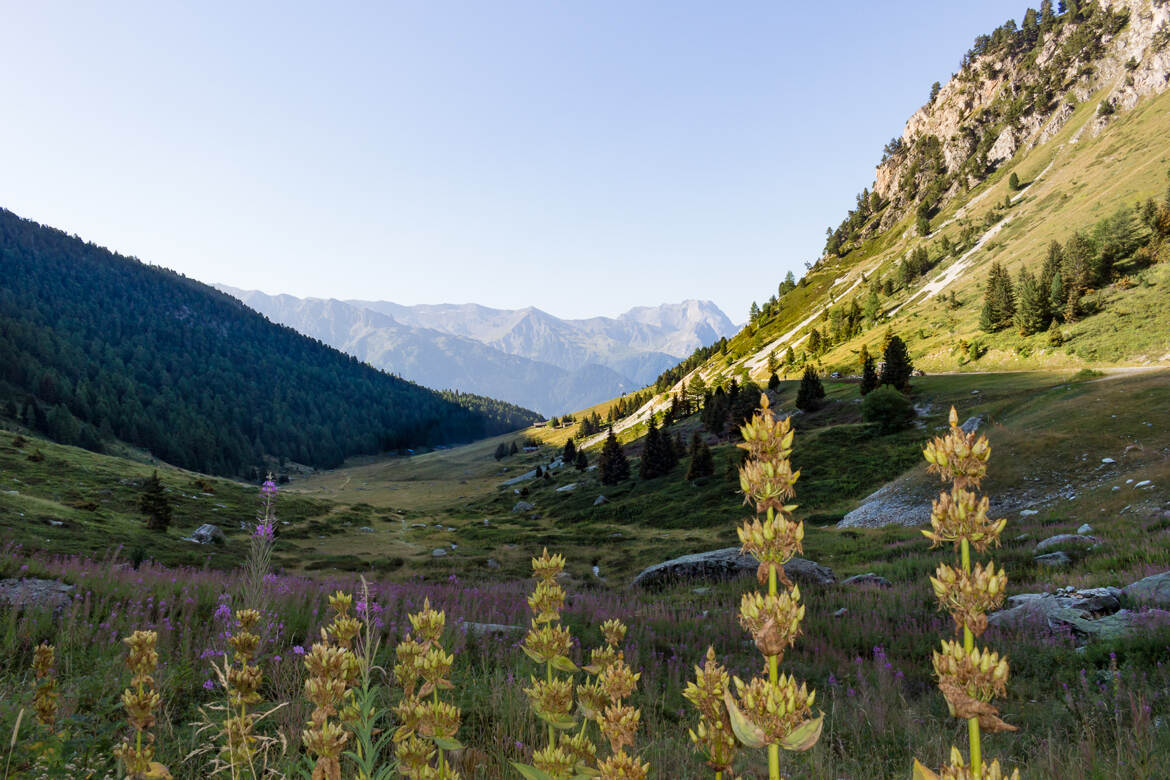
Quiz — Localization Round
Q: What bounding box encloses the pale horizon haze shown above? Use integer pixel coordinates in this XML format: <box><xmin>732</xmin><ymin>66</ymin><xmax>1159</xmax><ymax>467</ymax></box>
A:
<box><xmin>0</xmin><ymin>1</ymin><xmax>1028</xmax><ymax>321</ymax></box>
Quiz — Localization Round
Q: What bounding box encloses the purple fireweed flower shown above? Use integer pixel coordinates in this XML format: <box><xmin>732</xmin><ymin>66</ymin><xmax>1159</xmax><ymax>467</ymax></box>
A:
<box><xmin>254</xmin><ymin>521</ymin><xmax>275</xmax><ymax>541</ymax></box>
<box><xmin>260</xmin><ymin>479</ymin><xmax>278</xmax><ymax>497</ymax></box>
<box><xmin>293</xmin><ymin>645</ymin><xmax>306</xmax><ymax>655</ymax></box>
<box><xmin>213</xmin><ymin>602</ymin><xmax>232</xmax><ymax>622</ymax></box>
<box><xmin>203</xmin><ymin>679</ymin><xmax>217</xmax><ymax>691</ymax></box>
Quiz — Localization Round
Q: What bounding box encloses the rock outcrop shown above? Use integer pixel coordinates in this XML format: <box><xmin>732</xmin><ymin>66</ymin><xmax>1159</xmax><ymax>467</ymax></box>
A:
<box><xmin>631</xmin><ymin>548</ymin><xmax>836</xmax><ymax>589</ymax></box>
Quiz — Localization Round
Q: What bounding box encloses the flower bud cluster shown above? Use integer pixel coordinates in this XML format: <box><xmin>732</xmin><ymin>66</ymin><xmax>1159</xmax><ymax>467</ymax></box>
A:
<box><xmin>683</xmin><ymin>647</ymin><xmax>737</xmax><ymax>773</ymax></box>
<box><xmin>739</xmin><ymin>587</ymin><xmax>805</xmax><ymax>660</ymax></box>
<box><xmin>917</xmin><ymin>407</ymin><xmax>1017</xmax><ymax>777</ymax></box>
<box><xmin>32</xmin><ymin>642</ymin><xmax>58</xmax><ymax>728</ymax></box>
<box><xmin>113</xmin><ymin>630</ymin><xmax>170</xmax><ymax>779</ymax></box>
<box><xmin>393</xmin><ymin>597</ymin><xmax>462</xmax><ymax>780</ymax></box>
<box><xmin>733</xmin><ymin>674</ymin><xmax>816</xmax><ymax>744</ymax></box>
<box><xmin>303</xmin><ymin>593</ymin><xmax>360</xmax><ymax>780</ymax></box>
<box><xmin>923</xmin><ymin>408</ymin><xmax>991</xmax><ymax>489</ymax></box>
<box><xmin>931</xmin><ymin>562</ymin><xmax>1007</xmax><ymax>636</ymax></box>
<box><xmin>932</xmin><ymin>641</ymin><xmax>1010</xmax><ymax>704</ymax></box>
<box><xmin>923</xmin><ymin>746</ymin><xmax>1021</xmax><ymax>780</ymax></box>
<box><xmin>923</xmin><ymin>488</ymin><xmax>1007</xmax><ymax>554</ymax></box>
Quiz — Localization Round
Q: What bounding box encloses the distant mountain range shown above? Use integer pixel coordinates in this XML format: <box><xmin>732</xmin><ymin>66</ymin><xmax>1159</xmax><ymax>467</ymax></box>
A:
<box><xmin>216</xmin><ymin>288</ymin><xmax>738</xmax><ymax>415</ymax></box>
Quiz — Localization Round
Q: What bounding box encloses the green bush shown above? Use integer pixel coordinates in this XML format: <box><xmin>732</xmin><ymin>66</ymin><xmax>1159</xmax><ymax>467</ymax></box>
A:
<box><xmin>861</xmin><ymin>386</ymin><xmax>917</xmax><ymax>433</ymax></box>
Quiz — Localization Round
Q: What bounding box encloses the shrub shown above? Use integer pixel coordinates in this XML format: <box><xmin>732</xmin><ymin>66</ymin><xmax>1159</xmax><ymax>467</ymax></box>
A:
<box><xmin>861</xmin><ymin>386</ymin><xmax>916</xmax><ymax>433</ymax></box>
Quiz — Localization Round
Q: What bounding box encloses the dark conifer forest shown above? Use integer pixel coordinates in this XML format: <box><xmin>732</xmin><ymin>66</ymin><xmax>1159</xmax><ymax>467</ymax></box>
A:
<box><xmin>0</xmin><ymin>208</ymin><xmax>539</xmax><ymax>475</ymax></box>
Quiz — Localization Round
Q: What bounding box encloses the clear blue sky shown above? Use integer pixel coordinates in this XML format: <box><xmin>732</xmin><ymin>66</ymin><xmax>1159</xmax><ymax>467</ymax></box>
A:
<box><xmin>1</xmin><ymin>1</ymin><xmax>1027</xmax><ymax>322</ymax></box>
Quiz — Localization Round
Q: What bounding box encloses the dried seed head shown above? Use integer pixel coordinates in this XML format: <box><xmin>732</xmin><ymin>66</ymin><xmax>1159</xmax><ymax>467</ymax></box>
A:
<box><xmin>525</xmin><ymin>675</ymin><xmax>575</xmax><ymax>721</ymax></box>
<box><xmin>522</xmin><ymin>621</ymin><xmax>573</xmax><ymax>663</ymax></box>
<box><xmin>599</xmin><ymin>704</ymin><xmax>641</xmax><ymax>753</ymax></box>
<box><xmin>922</xmin><ymin>488</ymin><xmax>1006</xmax><ymax>553</ymax></box>
<box><xmin>932</xmin><ymin>640</ymin><xmax>1010</xmax><ymax>704</ymax></box>
<box><xmin>732</xmin><ymin>673</ymin><xmax>816</xmax><ymax>744</ymax></box>
<box><xmin>527</xmin><ymin>579</ymin><xmax>566</xmax><ymax>623</ymax></box>
<box><xmin>930</xmin><ymin>562</ymin><xmax>1008</xmax><ymax>636</ymax></box>
<box><xmin>738</xmin><ymin>588</ymin><xmax>805</xmax><ymax>660</ymax></box>
<box><xmin>923</xmin><ymin>407</ymin><xmax>991</xmax><ymax>489</ymax></box>
<box><xmin>533</xmin><ymin>745</ymin><xmax>576</xmax><ymax>779</ymax></box>
<box><xmin>601</xmin><ymin>618</ymin><xmax>628</xmax><ymax>647</ymax></box>
<box><xmin>600</xmin><ymin>658</ymin><xmax>640</xmax><ymax>703</ymax></box>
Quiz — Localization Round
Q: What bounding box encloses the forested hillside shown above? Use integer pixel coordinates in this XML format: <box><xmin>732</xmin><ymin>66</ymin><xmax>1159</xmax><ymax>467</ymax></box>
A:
<box><xmin>0</xmin><ymin>208</ymin><xmax>539</xmax><ymax>475</ymax></box>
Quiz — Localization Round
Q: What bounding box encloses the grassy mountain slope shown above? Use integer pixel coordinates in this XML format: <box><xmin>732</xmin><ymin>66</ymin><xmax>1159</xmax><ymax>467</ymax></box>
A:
<box><xmin>600</xmin><ymin>1</ymin><xmax>1170</xmax><ymax>440</ymax></box>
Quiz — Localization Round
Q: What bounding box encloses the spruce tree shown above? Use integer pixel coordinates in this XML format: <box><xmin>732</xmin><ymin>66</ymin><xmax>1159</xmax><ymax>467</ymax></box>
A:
<box><xmin>562</xmin><ymin>438</ymin><xmax>577</xmax><ymax>464</ymax></box>
<box><xmin>139</xmin><ymin>470</ymin><xmax>172</xmax><ymax>531</ymax></box>
<box><xmin>598</xmin><ymin>427</ymin><xmax>629</xmax><ymax>486</ymax></box>
<box><xmin>639</xmin><ymin>418</ymin><xmax>670</xmax><ymax>480</ymax></box>
<box><xmin>494</xmin><ymin>442</ymin><xmax>508</xmax><ymax>460</ymax></box>
<box><xmin>979</xmin><ymin>261</ymin><xmax>1016</xmax><ymax>332</ymax></box>
<box><xmin>1048</xmin><ymin>271</ymin><xmax>1066</xmax><ymax>322</ymax></box>
<box><xmin>860</xmin><ymin>354</ymin><xmax>879</xmax><ymax>396</ymax></box>
<box><xmin>685</xmin><ymin>435</ymin><xmax>715</xmax><ymax>480</ymax></box>
<box><xmin>767</xmin><ymin>372</ymin><xmax>780</xmax><ymax>390</ymax></box>
<box><xmin>509</xmin><ymin>441</ymin><xmax>519</xmax><ymax>456</ymax></box>
<box><xmin>880</xmin><ymin>335</ymin><xmax>914</xmax><ymax>392</ymax></box>
<box><xmin>1013</xmin><ymin>267</ymin><xmax>1047</xmax><ymax>335</ymax></box>
<box><xmin>575</xmin><ymin>450</ymin><xmax>587</xmax><ymax>471</ymax></box>
<box><xmin>795</xmin><ymin>366</ymin><xmax>825</xmax><ymax>411</ymax></box>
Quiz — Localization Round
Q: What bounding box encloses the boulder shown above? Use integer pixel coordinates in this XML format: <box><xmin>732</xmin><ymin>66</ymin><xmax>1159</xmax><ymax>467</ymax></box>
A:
<box><xmin>555</xmin><ymin>483</ymin><xmax>578</xmax><ymax>493</ymax></box>
<box><xmin>486</xmin><ymin>558</ymin><xmax>501</xmax><ymax>570</ymax></box>
<box><xmin>0</xmin><ymin>578</ymin><xmax>75</xmax><ymax>612</ymax></box>
<box><xmin>1077</xmin><ymin>523</ymin><xmax>1093</xmax><ymax>535</ymax></box>
<box><xmin>631</xmin><ymin>548</ymin><xmax>835</xmax><ymax>589</ymax></box>
<box><xmin>1035</xmin><ymin>534</ymin><xmax>1099</xmax><ymax>553</ymax></box>
<box><xmin>512</xmin><ymin>501</ymin><xmax>535</xmax><ymax>513</ymax></box>
<box><xmin>593</xmin><ymin>495</ymin><xmax>609</xmax><ymax>506</ymax></box>
<box><xmin>989</xmin><ymin>586</ymin><xmax>1125</xmax><ymax>638</ymax></box>
<box><xmin>842</xmin><ymin>573</ymin><xmax>893</xmax><ymax>588</ymax></box>
<box><xmin>431</xmin><ymin>548</ymin><xmax>448</xmax><ymax>558</ymax></box>
<box><xmin>187</xmin><ymin>524</ymin><xmax>225</xmax><ymax>545</ymax></box>
<box><xmin>1123</xmin><ymin>571</ymin><xmax>1170</xmax><ymax>608</ymax></box>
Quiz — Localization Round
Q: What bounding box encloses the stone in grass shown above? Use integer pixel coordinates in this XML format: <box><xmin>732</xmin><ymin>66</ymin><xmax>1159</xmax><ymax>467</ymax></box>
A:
<box><xmin>1077</xmin><ymin>523</ymin><xmax>1093</xmax><ymax>535</ymax></box>
<box><xmin>432</xmin><ymin>548</ymin><xmax>448</xmax><ymax>558</ymax></box>
<box><xmin>555</xmin><ymin>483</ymin><xmax>577</xmax><ymax>493</ymax></box>
<box><xmin>1034</xmin><ymin>551</ymin><xmax>1072</xmax><ymax>567</ymax></box>
<box><xmin>1035</xmin><ymin>534</ymin><xmax>1099</xmax><ymax>553</ymax></box>
<box><xmin>187</xmin><ymin>524</ymin><xmax>225</xmax><ymax>545</ymax></box>
<box><xmin>593</xmin><ymin>495</ymin><xmax>609</xmax><ymax>506</ymax></box>
<box><xmin>0</xmin><ymin>578</ymin><xmax>75</xmax><ymax>612</ymax></box>
<box><xmin>631</xmin><ymin>547</ymin><xmax>836</xmax><ymax>589</ymax></box>
<box><xmin>512</xmin><ymin>501</ymin><xmax>535</xmax><ymax>513</ymax></box>
<box><xmin>1123</xmin><ymin>571</ymin><xmax>1170</xmax><ymax>609</ymax></box>
<box><xmin>842</xmin><ymin>572</ymin><xmax>893</xmax><ymax>588</ymax></box>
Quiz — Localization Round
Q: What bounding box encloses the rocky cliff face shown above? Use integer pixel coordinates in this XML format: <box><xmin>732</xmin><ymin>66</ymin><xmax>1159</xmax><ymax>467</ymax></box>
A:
<box><xmin>850</xmin><ymin>0</ymin><xmax>1170</xmax><ymax>243</ymax></box>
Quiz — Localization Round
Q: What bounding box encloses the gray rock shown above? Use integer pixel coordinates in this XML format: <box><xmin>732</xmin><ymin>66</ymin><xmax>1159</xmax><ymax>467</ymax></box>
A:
<box><xmin>842</xmin><ymin>573</ymin><xmax>893</xmax><ymax>588</ymax></box>
<box><xmin>1034</xmin><ymin>551</ymin><xmax>1072</xmax><ymax>567</ymax></box>
<box><xmin>555</xmin><ymin>483</ymin><xmax>578</xmax><ymax>493</ymax></box>
<box><xmin>631</xmin><ymin>548</ymin><xmax>835</xmax><ymax>589</ymax></box>
<box><xmin>989</xmin><ymin>586</ymin><xmax>1124</xmax><ymax>637</ymax></box>
<box><xmin>360</xmin><ymin>526</ymin><xmax>374</xmax><ymax>533</ymax></box>
<box><xmin>691</xmin><ymin>587</ymin><xmax>711</xmax><ymax>595</ymax></box>
<box><xmin>462</xmin><ymin>621</ymin><xmax>522</xmax><ymax>636</ymax></box>
<box><xmin>512</xmin><ymin>501</ymin><xmax>535</xmax><ymax>513</ymax></box>
<box><xmin>960</xmin><ymin>415</ymin><xmax>985</xmax><ymax>434</ymax></box>
<box><xmin>833</xmin><ymin>607</ymin><xmax>849</xmax><ymax>618</ymax></box>
<box><xmin>1101</xmin><ymin>457</ymin><xmax>1116</xmax><ymax>464</ymax></box>
<box><xmin>0</xmin><ymin>578</ymin><xmax>75</xmax><ymax>612</ymax></box>
<box><xmin>1035</xmin><ymin>534</ymin><xmax>1099</xmax><ymax>553</ymax></box>
<box><xmin>486</xmin><ymin>558</ymin><xmax>500</xmax><ymax>570</ymax></box>
<box><xmin>1123</xmin><ymin>571</ymin><xmax>1170</xmax><ymax>608</ymax></box>
<box><xmin>500</xmin><ymin>470</ymin><xmax>538</xmax><ymax>486</ymax></box>
<box><xmin>187</xmin><ymin>524</ymin><xmax>224</xmax><ymax>545</ymax></box>
<box><xmin>431</xmin><ymin>548</ymin><xmax>448</xmax><ymax>558</ymax></box>
<box><xmin>1020</xmin><ymin>509</ymin><xmax>1039</xmax><ymax>517</ymax></box>
<box><xmin>593</xmin><ymin>495</ymin><xmax>609</xmax><ymax>506</ymax></box>
<box><xmin>1077</xmin><ymin>523</ymin><xmax>1093</xmax><ymax>535</ymax></box>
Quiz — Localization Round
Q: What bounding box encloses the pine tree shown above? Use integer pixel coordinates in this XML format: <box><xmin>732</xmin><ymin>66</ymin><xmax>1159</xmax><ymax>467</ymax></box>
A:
<box><xmin>139</xmin><ymin>470</ymin><xmax>172</xmax><ymax>531</ymax></box>
<box><xmin>1008</xmin><ymin>172</ymin><xmax>1019</xmax><ymax>190</ymax></box>
<box><xmin>860</xmin><ymin>354</ymin><xmax>879</xmax><ymax>396</ymax></box>
<box><xmin>767</xmin><ymin>372</ymin><xmax>780</xmax><ymax>390</ymax></box>
<box><xmin>598</xmin><ymin>427</ymin><xmax>629</xmax><ymax>486</ymax></box>
<box><xmin>1013</xmin><ymin>267</ymin><xmax>1047</xmax><ymax>336</ymax></box>
<box><xmin>795</xmin><ymin>366</ymin><xmax>825</xmax><ymax>411</ymax></box>
<box><xmin>879</xmin><ymin>335</ymin><xmax>914</xmax><ymax>392</ymax></box>
<box><xmin>784</xmin><ymin>347</ymin><xmax>795</xmax><ymax>366</ymax></box>
<box><xmin>1048</xmin><ymin>270</ymin><xmax>1066</xmax><ymax>322</ymax></box>
<box><xmin>494</xmin><ymin>442</ymin><xmax>508</xmax><ymax>460</ymax></box>
<box><xmin>562</xmin><ymin>438</ymin><xmax>577</xmax><ymax>464</ymax></box>
<box><xmin>979</xmin><ymin>261</ymin><xmax>1016</xmax><ymax>332</ymax></box>
<box><xmin>685</xmin><ymin>435</ymin><xmax>715</xmax><ymax>480</ymax></box>
<box><xmin>509</xmin><ymin>441</ymin><xmax>519</xmax><ymax>456</ymax></box>
<box><xmin>575</xmin><ymin>450</ymin><xmax>587</xmax><ymax>471</ymax></box>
